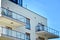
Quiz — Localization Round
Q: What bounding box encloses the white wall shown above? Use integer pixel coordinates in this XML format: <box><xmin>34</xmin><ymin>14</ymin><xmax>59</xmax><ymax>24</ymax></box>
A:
<box><xmin>1</xmin><ymin>0</ymin><xmax>47</xmax><ymax>40</ymax></box>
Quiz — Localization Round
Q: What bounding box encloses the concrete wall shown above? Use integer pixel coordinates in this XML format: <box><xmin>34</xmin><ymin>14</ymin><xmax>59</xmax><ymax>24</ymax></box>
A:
<box><xmin>1</xmin><ymin>0</ymin><xmax>47</xmax><ymax>40</ymax></box>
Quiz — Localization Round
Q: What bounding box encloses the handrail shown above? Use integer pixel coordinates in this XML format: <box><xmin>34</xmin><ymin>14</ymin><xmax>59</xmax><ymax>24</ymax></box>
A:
<box><xmin>1</xmin><ymin>7</ymin><xmax>26</xmax><ymax>23</ymax></box>
<box><xmin>36</xmin><ymin>26</ymin><xmax>59</xmax><ymax>36</ymax></box>
<box><xmin>0</xmin><ymin>27</ymin><xmax>25</xmax><ymax>40</ymax></box>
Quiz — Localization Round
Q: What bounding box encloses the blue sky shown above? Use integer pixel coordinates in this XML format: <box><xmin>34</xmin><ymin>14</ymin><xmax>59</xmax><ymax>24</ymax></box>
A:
<box><xmin>23</xmin><ymin>0</ymin><xmax>60</xmax><ymax>40</ymax></box>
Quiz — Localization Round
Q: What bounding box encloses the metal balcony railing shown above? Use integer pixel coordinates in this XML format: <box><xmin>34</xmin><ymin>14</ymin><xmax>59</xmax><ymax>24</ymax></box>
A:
<box><xmin>1</xmin><ymin>7</ymin><xmax>26</xmax><ymax>23</ymax></box>
<box><xmin>36</xmin><ymin>26</ymin><xmax>59</xmax><ymax>36</ymax></box>
<box><xmin>0</xmin><ymin>27</ymin><xmax>25</xmax><ymax>40</ymax></box>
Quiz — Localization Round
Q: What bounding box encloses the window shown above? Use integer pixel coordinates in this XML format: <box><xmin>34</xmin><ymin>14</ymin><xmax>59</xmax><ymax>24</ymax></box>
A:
<box><xmin>9</xmin><ymin>0</ymin><xmax>23</xmax><ymax>6</ymax></box>
<box><xmin>26</xmin><ymin>18</ymin><xmax>30</xmax><ymax>30</ymax></box>
<box><xmin>18</xmin><ymin>0</ymin><xmax>22</xmax><ymax>6</ymax></box>
<box><xmin>10</xmin><ymin>0</ymin><xmax>18</xmax><ymax>4</ymax></box>
<box><xmin>26</xmin><ymin>33</ymin><xmax>30</xmax><ymax>40</ymax></box>
<box><xmin>36</xmin><ymin>23</ymin><xmax>44</xmax><ymax>31</ymax></box>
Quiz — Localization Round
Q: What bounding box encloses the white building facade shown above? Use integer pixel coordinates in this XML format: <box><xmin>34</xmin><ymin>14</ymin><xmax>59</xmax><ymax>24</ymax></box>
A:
<box><xmin>0</xmin><ymin>0</ymin><xmax>59</xmax><ymax>40</ymax></box>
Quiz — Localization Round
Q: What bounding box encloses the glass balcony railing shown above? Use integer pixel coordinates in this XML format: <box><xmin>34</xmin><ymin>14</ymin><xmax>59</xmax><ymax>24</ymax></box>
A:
<box><xmin>0</xmin><ymin>27</ymin><xmax>25</xmax><ymax>40</ymax></box>
<box><xmin>1</xmin><ymin>7</ymin><xmax>26</xmax><ymax>23</ymax></box>
<box><xmin>36</xmin><ymin>26</ymin><xmax>59</xmax><ymax>36</ymax></box>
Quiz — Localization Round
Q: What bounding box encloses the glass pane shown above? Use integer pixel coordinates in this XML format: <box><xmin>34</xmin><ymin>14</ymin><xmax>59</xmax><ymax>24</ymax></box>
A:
<box><xmin>2</xmin><ymin>28</ymin><xmax>7</xmax><ymax>35</ymax></box>
<box><xmin>12</xmin><ymin>31</ymin><xmax>16</xmax><ymax>37</ymax></box>
<box><xmin>26</xmin><ymin>34</ymin><xmax>30</xmax><ymax>40</ymax></box>
<box><xmin>12</xmin><ymin>13</ymin><xmax>17</xmax><ymax>19</ymax></box>
<box><xmin>0</xmin><ymin>27</ymin><xmax>2</xmax><ymax>33</ymax></box>
<box><xmin>13</xmin><ymin>0</ymin><xmax>16</xmax><ymax>2</ymax></box>
<box><xmin>37</xmin><ymin>26</ymin><xmax>40</xmax><ymax>31</ymax></box>
<box><xmin>21</xmin><ymin>33</ymin><xmax>24</xmax><ymax>39</ymax></box>
<box><xmin>26</xmin><ymin>18</ymin><xmax>30</xmax><ymax>29</ymax></box>
<box><xmin>7</xmin><ymin>29</ymin><xmax>12</xmax><ymax>36</ymax></box>
<box><xmin>16</xmin><ymin>32</ymin><xmax>20</xmax><ymax>38</ymax></box>
<box><xmin>2</xmin><ymin>9</ymin><xmax>7</xmax><ymax>16</ymax></box>
<box><xmin>17</xmin><ymin>14</ymin><xmax>20</xmax><ymax>21</ymax></box>
<box><xmin>7</xmin><ymin>10</ymin><xmax>12</xmax><ymax>18</ymax></box>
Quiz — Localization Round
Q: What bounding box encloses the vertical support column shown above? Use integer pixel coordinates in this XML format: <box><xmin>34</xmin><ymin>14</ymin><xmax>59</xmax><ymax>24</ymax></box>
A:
<box><xmin>30</xmin><ymin>19</ymin><xmax>36</xmax><ymax>40</ymax></box>
<box><xmin>30</xmin><ymin>32</ymin><xmax>36</xmax><ymax>40</ymax></box>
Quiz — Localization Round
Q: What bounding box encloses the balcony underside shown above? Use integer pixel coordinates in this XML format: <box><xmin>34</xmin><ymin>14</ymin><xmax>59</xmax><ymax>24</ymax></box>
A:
<box><xmin>0</xmin><ymin>16</ymin><xmax>25</xmax><ymax>28</ymax></box>
<box><xmin>0</xmin><ymin>34</ymin><xmax>21</xmax><ymax>40</ymax></box>
<box><xmin>0</xmin><ymin>37</ymin><xmax>12</xmax><ymax>40</ymax></box>
<box><xmin>36</xmin><ymin>31</ymin><xmax>59</xmax><ymax>39</ymax></box>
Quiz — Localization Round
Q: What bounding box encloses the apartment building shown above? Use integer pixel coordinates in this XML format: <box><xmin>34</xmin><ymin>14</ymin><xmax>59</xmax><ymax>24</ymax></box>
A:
<box><xmin>0</xmin><ymin>0</ymin><xmax>59</xmax><ymax>40</ymax></box>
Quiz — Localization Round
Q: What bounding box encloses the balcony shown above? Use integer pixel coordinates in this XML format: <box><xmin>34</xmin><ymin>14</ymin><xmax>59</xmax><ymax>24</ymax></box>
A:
<box><xmin>36</xmin><ymin>26</ymin><xmax>59</xmax><ymax>39</ymax></box>
<box><xmin>0</xmin><ymin>7</ymin><xmax>26</xmax><ymax>28</ymax></box>
<box><xmin>0</xmin><ymin>26</ymin><xmax>25</xmax><ymax>40</ymax></box>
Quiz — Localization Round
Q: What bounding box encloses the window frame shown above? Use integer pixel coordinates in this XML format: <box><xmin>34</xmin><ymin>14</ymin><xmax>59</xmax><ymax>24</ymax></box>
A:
<box><xmin>26</xmin><ymin>18</ymin><xmax>30</xmax><ymax>30</ymax></box>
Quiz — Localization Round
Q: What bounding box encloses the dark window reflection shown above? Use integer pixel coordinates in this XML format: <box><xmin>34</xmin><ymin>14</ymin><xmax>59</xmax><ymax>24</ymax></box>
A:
<box><xmin>9</xmin><ymin>0</ymin><xmax>22</xmax><ymax>6</ymax></box>
<box><xmin>10</xmin><ymin>0</ymin><xmax>18</xmax><ymax>4</ymax></box>
<box><xmin>26</xmin><ymin>18</ymin><xmax>30</xmax><ymax>30</ymax></box>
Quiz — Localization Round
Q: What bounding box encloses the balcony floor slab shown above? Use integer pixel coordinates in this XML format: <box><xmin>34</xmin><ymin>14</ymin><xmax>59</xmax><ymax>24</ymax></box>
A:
<box><xmin>0</xmin><ymin>16</ymin><xmax>25</xmax><ymax>28</ymax></box>
<box><xmin>36</xmin><ymin>31</ymin><xmax>59</xmax><ymax>39</ymax></box>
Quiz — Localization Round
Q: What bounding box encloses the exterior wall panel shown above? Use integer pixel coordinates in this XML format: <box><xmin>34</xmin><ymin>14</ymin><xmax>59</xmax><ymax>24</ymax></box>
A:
<box><xmin>1</xmin><ymin>0</ymin><xmax>47</xmax><ymax>40</ymax></box>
